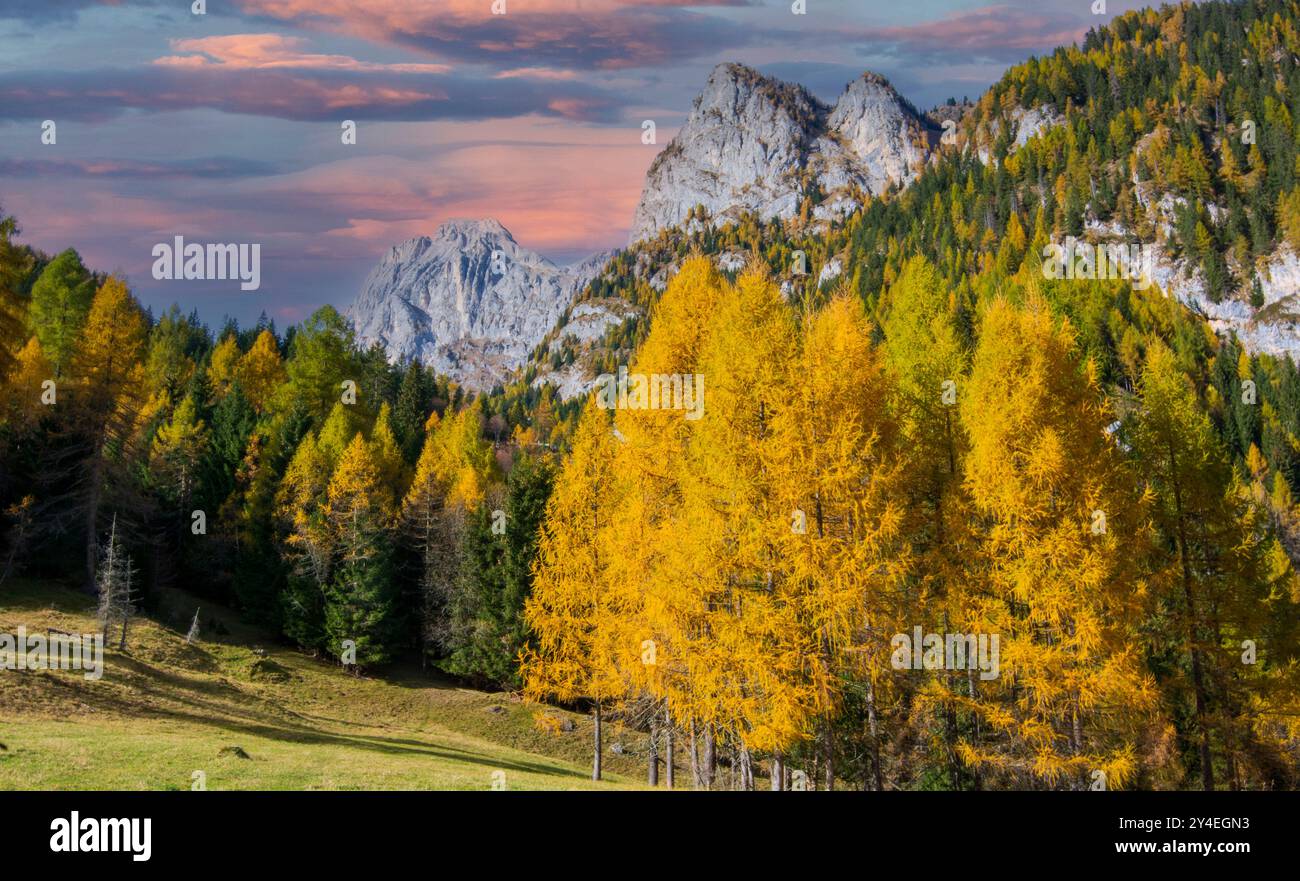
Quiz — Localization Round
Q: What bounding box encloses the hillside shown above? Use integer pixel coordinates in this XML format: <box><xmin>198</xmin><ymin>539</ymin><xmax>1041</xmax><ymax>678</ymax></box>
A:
<box><xmin>514</xmin><ymin>0</ymin><xmax>1300</xmax><ymax>409</ymax></box>
<box><xmin>3</xmin><ymin>0</ymin><xmax>1300</xmax><ymax>793</ymax></box>
<box><xmin>0</xmin><ymin>580</ymin><xmax>649</xmax><ymax>790</ymax></box>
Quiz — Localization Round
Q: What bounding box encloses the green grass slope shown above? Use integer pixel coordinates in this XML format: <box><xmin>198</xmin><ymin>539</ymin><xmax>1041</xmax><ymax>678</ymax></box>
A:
<box><xmin>0</xmin><ymin>580</ymin><xmax>651</xmax><ymax>790</ymax></box>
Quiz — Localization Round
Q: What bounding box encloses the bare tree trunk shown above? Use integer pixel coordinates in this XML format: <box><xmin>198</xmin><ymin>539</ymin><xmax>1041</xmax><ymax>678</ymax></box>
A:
<box><xmin>822</xmin><ymin>719</ymin><xmax>834</xmax><ymax>791</ymax></box>
<box><xmin>647</xmin><ymin>712</ymin><xmax>658</xmax><ymax>787</ymax></box>
<box><xmin>1226</xmin><ymin>742</ymin><xmax>1240</xmax><ymax>792</ymax></box>
<box><xmin>967</xmin><ymin>666</ymin><xmax>982</xmax><ymax>790</ymax></box>
<box><xmin>703</xmin><ymin>726</ymin><xmax>716</xmax><ymax>790</ymax></box>
<box><xmin>866</xmin><ymin>676</ymin><xmax>883</xmax><ymax>791</ymax></box>
<box><xmin>664</xmin><ymin>705</ymin><xmax>674</xmax><ymax>790</ymax></box>
<box><xmin>592</xmin><ymin>702</ymin><xmax>602</xmax><ymax>782</ymax></box>
<box><xmin>1189</xmin><ymin>645</ymin><xmax>1214</xmax><ymax>790</ymax></box>
<box><xmin>944</xmin><ymin>692</ymin><xmax>961</xmax><ymax>790</ymax></box>
<box><xmin>771</xmin><ymin>753</ymin><xmax>784</xmax><ymax>791</ymax></box>
<box><xmin>942</xmin><ymin>612</ymin><xmax>961</xmax><ymax>791</ymax></box>
<box><xmin>689</xmin><ymin>721</ymin><xmax>701</xmax><ymax>789</ymax></box>
<box><xmin>84</xmin><ymin>467</ymin><xmax>102</xmax><ymax>593</ymax></box>
<box><xmin>1168</xmin><ymin>440</ymin><xmax>1215</xmax><ymax>791</ymax></box>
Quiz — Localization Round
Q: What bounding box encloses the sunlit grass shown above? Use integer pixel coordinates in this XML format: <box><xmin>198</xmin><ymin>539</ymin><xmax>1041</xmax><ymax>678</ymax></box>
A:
<box><xmin>0</xmin><ymin>580</ymin><xmax>652</xmax><ymax>791</ymax></box>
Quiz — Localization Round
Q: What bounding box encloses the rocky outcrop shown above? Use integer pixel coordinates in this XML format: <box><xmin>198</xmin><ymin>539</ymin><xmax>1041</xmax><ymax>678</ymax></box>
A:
<box><xmin>628</xmin><ymin>63</ymin><xmax>938</xmax><ymax>244</ymax></box>
<box><xmin>346</xmin><ymin>219</ymin><xmax>607</xmax><ymax>390</ymax></box>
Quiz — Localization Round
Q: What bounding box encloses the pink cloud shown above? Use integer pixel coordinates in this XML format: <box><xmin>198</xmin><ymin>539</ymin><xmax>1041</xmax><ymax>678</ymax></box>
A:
<box><xmin>268</xmin><ymin>119</ymin><xmax>659</xmax><ymax>256</ymax></box>
<box><xmin>494</xmin><ymin>67</ymin><xmax>580</xmax><ymax>80</ymax></box>
<box><xmin>860</xmin><ymin>4</ymin><xmax>1089</xmax><ymax>60</ymax></box>
<box><xmin>234</xmin><ymin>0</ymin><xmax>755</xmax><ymax>69</ymax></box>
<box><xmin>0</xmin><ymin>64</ymin><xmax>620</xmax><ymax>123</ymax></box>
<box><xmin>154</xmin><ymin>33</ymin><xmax>451</xmax><ymax>73</ymax></box>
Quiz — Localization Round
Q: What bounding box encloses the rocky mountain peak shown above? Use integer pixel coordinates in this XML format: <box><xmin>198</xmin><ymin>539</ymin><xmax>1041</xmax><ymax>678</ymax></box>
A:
<box><xmin>346</xmin><ymin>219</ymin><xmax>602</xmax><ymax>391</ymax></box>
<box><xmin>349</xmin><ymin>64</ymin><xmax>943</xmax><ymax>391</ymax></box>
<box><xmin>430</xmin><ymin>217</ymin><xmax>518</xmax><ymax>249</ymax></box>
<box><xmin>821</xmin><ymin>71</ymin><xmax>937</xmax><ymax>196</ymax></box>
<box><xmin>694</xmin><ymin>62</ymin><xmax>824</xmax><ymax>129</ymax></box>
<box><xmin>628</xmin><ymin>64</ymin><xmax>937</xmax><ymax>245</ymax></box>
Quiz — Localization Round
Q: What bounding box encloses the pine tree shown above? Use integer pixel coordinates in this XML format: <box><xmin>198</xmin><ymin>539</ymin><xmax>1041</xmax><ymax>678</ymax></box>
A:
<box><xmin>442</xmin><ymin>499</ymin><xmax>506</xmax><ymax>682</ymax></box>
<box><xmin>401</xmin><ymin>405</ymin><xmax>495</xmax><ymax>661</ymax></box>
<box><xmin>2</xmin><ymin>336</ymin><xmax>52</xmax><ymax>440</ymax></box>
<box><xmin>769</xmin><ymin>292</ymin><xmax>906</xmax><ymax>790</ymax></box>
<box><xmin>604</xmin><ymin>256</ymin><xmax>727</xmax><ymax>783</ymax></box>
<box><xmin>150</xmin><ymin>395</ymin><xmax>209</xmax><ymax>518</ymax></box>
<box><xmin>881</xmin><ymin>255</ymin><xmax>978</xmax><ymax>789</ymax></box>
<box><xmin>442</xmin><ymin>452</ymin><xmax>553</xmax><ymax>687</ymax></box>
<box><xmin>317</xmin><ymin>401</ymin><xmax>359</xmax><ymax>470</ymax></box>
<box><xmin>229</xmin><ymin>404</ymin><xmax>309</xmax><ymax>630</ymax></box>
<box><xmin>1280</xmin><ymin>185</ymin><xmax>1300</xmax><ymax>251</ymax></box>
<box><xmin>323</xmin><ymin>433</ymin><xmax>399</xmax><ymax>668</ymax></box>
<box><xmin>392</xmin><ymin>361</ymin><xmax>432</xmax><ymax>463</ymax></box>
<box><xmin>0</xmin><ymin>207</ymin><xmax>33</xmax><ymax>384</ymax></box>
<box><xmin>236</xmin><ymin>329</ymin><xmax>286</xmax><ymax>413</ymax></box>
<box><xmin>369</xmin><ymin>402</ymin><xmax>408</xmax><ymax>494</ymax></box>
<box><xmin>281</xmin><ymin>306</ymin><xmax>357</xmax><ymax>420</ymax></box>
<box><xmin>144</xmin><ymin>307</ymin><xmax>201</xmax><ymax>403</ymax></box>
<box><xmin>197</xmin><ymin>383</ymin><xmax>255</xmax><ymax>516</ymax></box>
<box><xmin>685</xmin><ymin>269</ymin><xmax>806</xmax><ymax>769</ymax></box>
<box><xmin>27</xmin><ymin>249</ymin><xmax>94</xmax><ymax>378</ymax></box>
<box><xmin>276</xmin><ymin>431</ymin><xmax>333</xmax><ymax>651</ymax></box>
<box><xmin>70</xmin><ymin>277</ymin><xmax>148</xmax><ymax>589</ymax></box>
<box><xmin>1131</xmin><ymin>340</ymin><xmax>1299</xmax><ymax>789</ymax></box>
<box><xmin>208</xmin><ymin>335</ymin><xmax>241</xmax><ymax>400</ymax></box>
<box><xmin>496</xmin><ymin>454</ymin><xmax>553</xmax><ymax>677</ymax></box>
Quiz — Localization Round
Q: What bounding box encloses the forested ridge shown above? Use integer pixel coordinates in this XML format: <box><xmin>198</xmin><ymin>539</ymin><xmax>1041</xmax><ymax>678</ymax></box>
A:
<box><xmin>2</xmin><ymin>0</ymin><xmax>1300</xmax><ymax>790</ymax></box>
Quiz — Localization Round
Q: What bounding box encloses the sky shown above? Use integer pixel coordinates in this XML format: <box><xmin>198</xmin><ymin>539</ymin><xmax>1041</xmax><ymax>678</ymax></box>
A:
<box><xmin>0</xmin><ymin>0</ymin><xmax>1150</xmax><ymax>329</ymax></box>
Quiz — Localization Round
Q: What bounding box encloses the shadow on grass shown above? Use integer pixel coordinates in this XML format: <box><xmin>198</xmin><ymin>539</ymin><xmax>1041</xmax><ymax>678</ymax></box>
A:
<box><xmin>3</xmin><ymin>581</ymin><xmax>603</xmax><ymax>784</ymax></box>
<box><xmin>55</xmin><ymin>654</ymin><xmax>593</xmax><ymax>782</ymax></box>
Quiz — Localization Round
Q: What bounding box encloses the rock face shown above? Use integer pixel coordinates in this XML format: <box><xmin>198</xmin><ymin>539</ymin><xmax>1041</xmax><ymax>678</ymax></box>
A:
<box><xmin>975</xmin><ymin>103</ymin><xmax>1065</xmax><ymax>164</ymax></box>
<box><xmin>351</xmin><ymin>65</ymin><xmax>940</xmax><ymax>389</ymax></box>
<box><xmin>628</xmin><ymin>63</ymin><xmax>938</xmax><ymax>244</ymax></box>
<box><xmin>531</xmin><ymin>297</ymin><xmax>643</xmax><ymax>401</ymax></box>
<box><xmin>346</xmin><ymin>219</ymin><xmax>608</xmax><ymax>390</ymax></box>
<box><xmin>820</xmin><ymin>72</ymin><xmax>936</xmax><ymax>194</ymax></box>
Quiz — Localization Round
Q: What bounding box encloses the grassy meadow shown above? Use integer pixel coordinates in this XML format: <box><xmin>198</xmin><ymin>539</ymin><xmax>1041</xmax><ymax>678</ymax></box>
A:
<box><xmin>0</xmin><ymin>580</ymin><xmax>651</xmax><ymax>790</ymax></box>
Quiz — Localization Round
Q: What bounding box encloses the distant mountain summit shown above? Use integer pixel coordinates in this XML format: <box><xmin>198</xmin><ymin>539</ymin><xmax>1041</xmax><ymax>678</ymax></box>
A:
<box><xmin>349</xmin><ymin>64</ymin><xmax>941</xmax><ymax>389</ymax></box>
<box><xmin>628</xmin><ymin>63</ymin><xmax>939</xmax><ymax>244</ymax></box>
<box><xmin>346</xmin><ymin>219</ymin><xmax>607</xmax><ymax>390</ymax></box>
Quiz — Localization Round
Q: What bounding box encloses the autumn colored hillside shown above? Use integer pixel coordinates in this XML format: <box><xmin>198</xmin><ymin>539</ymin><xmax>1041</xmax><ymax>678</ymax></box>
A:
<box><xmin>3</xmin><ymin>0</ymin><xmax>1300</xmax><ymax>791</ymax></box>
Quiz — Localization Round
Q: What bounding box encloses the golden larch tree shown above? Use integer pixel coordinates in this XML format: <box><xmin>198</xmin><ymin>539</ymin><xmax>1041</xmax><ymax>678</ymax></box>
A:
<box><xmin>959</xmin><ymin>293</ymin><xmax>1163</xmax><ymax>789</ymax></box>
<box><xmin>522</xmin><ymin>398</ymin><xmax>633</xmax><ymax>781</ymax></box>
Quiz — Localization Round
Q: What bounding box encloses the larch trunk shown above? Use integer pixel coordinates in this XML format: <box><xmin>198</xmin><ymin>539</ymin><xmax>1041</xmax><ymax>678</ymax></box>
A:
<box><xmin>592</xmin><ymin>702</ymin><xmax>603</xmax><ymax>782</ymax></box>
